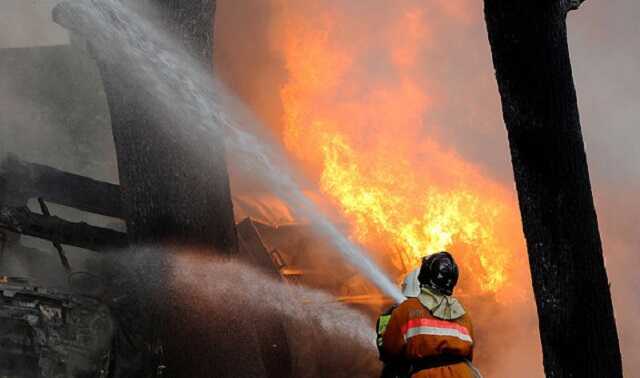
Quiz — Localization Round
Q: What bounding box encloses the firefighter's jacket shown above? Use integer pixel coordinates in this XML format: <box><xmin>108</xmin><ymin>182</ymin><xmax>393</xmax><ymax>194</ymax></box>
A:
<box><xmin>377</xmin><ymin>305</ymin><xmax>410</xmax><ymax>378</ymax></box>
<box><xmin>382</xmin><ymin>297</ymin><xmax>476</xmax><ymax>378</ymax></box>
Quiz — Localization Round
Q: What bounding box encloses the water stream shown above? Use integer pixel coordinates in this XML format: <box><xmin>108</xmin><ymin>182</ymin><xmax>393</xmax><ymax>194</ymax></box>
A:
<box><xmin>55</xmin><ymin>0</ymin><xmax>404</xmax><ymax>302</ymax></box>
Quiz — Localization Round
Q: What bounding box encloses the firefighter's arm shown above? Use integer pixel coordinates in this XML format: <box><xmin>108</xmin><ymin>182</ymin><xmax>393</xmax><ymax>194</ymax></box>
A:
<box><xmin>381</xmin><ymin>306</ymin><xmax>406</xmax><ymax>359</ymax></box>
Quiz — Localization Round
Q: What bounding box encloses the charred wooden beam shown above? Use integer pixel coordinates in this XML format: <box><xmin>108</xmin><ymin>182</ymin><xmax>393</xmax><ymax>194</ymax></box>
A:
<box><xmin>0</xmin><ymin>155</ymin><xmax>123</xmax><ymax>219</ymax></box>
<box><xmin>0</xmin><ymin>206</ymin><xmax>127</xmax><ymax>252</ymax></box>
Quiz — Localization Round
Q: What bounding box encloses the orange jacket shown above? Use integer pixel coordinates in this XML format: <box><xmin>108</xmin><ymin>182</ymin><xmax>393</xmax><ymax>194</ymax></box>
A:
<box><xmin>382</xmin><ymin>297</ymin><xmax>475</xmax><ymax>378</ymax></box>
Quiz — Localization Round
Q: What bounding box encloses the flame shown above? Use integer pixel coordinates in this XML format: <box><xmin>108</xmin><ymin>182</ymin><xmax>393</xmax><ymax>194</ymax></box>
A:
<box><xmin>218</xmin><ymin>0</ymin><xmax>528</xmax><ymax>299</ymax></box>
<box><xmin>270</xmin><ymin>0</ymin><xmax>525</xmax><ymax>297</ymax></box>
<box><xmin>319</xmin><ymin>134</ymin><xmax>512</xmax><ymax>292</ymax></box>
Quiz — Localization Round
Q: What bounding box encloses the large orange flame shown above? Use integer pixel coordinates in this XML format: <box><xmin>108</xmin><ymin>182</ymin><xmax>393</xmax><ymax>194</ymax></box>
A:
<box><xmin>218</xmin><ymin>0</ymin><xmax>529</xmax><ymax>300</ymax></box>
<box><xmin>271</xmin><ymin>1</ymin><xmax>526</xmax><ymax>297</ymax></box>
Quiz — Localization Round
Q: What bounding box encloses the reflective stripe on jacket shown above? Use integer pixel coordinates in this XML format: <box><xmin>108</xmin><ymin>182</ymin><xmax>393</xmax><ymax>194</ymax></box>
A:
<box><xmin>382</xmin><ymin>298</ymin><xmax>475</xmax><ymax>378</ymax></box>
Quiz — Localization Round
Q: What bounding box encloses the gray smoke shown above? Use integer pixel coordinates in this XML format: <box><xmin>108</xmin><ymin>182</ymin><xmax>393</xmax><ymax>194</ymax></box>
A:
<box><xmin>0</xmin><ymin>0</ymin><xmax>68</xmax><ymax>48</ymax></box>
<box><xmin>569</xmin><ymin>2</ymin><xmax>640</xmax><ymax>374</ymax></box>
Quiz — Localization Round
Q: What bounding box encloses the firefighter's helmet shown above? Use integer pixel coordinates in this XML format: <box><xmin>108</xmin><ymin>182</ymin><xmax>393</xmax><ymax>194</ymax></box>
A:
<box><xmin>417</xmin><ymin>252</ymin><xmax>459</xmax><ymax>296</ymax></box>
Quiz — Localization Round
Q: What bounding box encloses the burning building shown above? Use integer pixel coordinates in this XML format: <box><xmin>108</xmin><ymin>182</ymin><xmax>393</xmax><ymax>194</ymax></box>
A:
<box><xmin>1</xmin><ymin>0</ymin><xmax>637</xmax><ymax>376</ymax></box>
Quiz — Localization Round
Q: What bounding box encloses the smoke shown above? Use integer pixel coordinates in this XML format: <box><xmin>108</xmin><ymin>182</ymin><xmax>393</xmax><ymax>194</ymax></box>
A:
<box><xmin>0</xmin><ymin>0</ymin><xmax>68</xmax><ymax>48</ymax></box>
<box><xmin>589</xmin><ymin>192</ymin><xmax>640</xmax><ymax>373</ymax></box>
<box><xmin>0</xmin><ymin>0</ymin><xmax>118</xmax><ymax>191</ymax></box>
<box><xmin>568</xmin><ymin>1</ymin><xmax>640</xmax><ymax>374</ymax></box>
<box><xmin>0</xmin><ymin>3</ymin><xmax>121</xmax><ymax>285</ymax></box>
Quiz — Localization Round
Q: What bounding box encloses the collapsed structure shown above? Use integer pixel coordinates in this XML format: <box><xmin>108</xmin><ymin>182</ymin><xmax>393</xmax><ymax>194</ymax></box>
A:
<box><xmin>0</xmin><ymin>276</ymin><xmax>113</xmax><ymax>377</ymax></box>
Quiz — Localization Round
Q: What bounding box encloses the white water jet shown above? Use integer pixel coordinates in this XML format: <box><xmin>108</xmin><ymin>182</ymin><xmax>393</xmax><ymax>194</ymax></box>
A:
<box><xmin>55</xmin><ymin>0</ymin><xmax>404</xmax><ymax>302</ymax></box>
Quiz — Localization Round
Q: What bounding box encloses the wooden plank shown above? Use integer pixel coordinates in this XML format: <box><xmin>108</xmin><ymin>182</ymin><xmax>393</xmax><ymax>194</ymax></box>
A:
<box><xmin>1</xmin><ymin>156</ymin><xmax>124</xmax><ymax>219</ymax></box>
<box><xmin>0</xmin><ymin>206</ymin><xmax>127</xmax><ymax>251</ymax></box>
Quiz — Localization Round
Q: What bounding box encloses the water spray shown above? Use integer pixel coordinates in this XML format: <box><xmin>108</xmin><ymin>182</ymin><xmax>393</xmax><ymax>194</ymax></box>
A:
<box><xmin>54</xmin><ymin>0</ymin><xmax>404</xmax><ymax>302</ymax></box>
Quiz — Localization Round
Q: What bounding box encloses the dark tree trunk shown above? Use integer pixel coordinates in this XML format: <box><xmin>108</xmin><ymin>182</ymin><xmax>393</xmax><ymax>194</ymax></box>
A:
<box><xmin>151</xmin><ymin>0</ymin><xmax>216</xmax><ymax>65</ymax></box>
<box><xmin>101</xmin><ymin>0</ymin><xmax>237</xmax><ymax>252</ymax></box>
<box><xmin>97</xmin><ymin>61</ymin><xmax>238</xmax><ymax>252</ymax></box>
<box><xmin>483</xmin><ymin>1</ymin><xmax>622</xmax><ymax>377</ymax></box>
<box><xmin>101</xmin><ymin>2</ymin><xmax>250</xmax><ymax>377</ymax></box>
<box><xmin>52</xmin><ymin>0</ymin><xmax>236</xmax><ymax>252</ymax></box>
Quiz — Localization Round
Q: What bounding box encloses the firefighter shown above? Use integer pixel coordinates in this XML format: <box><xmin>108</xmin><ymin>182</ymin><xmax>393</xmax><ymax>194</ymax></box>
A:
<box><xmin>382</xmin><ymin>252</ymin><xmax>482</xmax><ymax>378</ymax></box>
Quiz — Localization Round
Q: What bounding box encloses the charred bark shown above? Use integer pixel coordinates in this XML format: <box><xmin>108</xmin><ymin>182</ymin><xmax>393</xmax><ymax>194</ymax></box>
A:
<box><xmin>106</xmin><ymin>0</ymin><xmax>236</xmax><ymax>251</ymax></box>
<box><xmin>483</xmin><ymin>1</ymin><xmax>622</xmax><ymax>377</ymax></box>
<box><xmin>151</xmin><ymin>0</ymin><xmax>216</xmax><ymax>65</ymax></box>
<box><xmin>97</xmin><ymin>2</ymin><xmax>241</xmax><ymax>376</ymax></box>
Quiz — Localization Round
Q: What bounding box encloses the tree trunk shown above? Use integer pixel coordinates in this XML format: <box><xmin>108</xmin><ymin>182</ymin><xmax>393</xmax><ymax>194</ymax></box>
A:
<box><xmin>483</xmin><ymin>1</ymin><xmax>622</xmax><ymax>377</ymax></box>
<box><xmin>101</xmin><ymin>0</ymin><xmax>236</xmax><ymax>252</ymax></box>
<box><xmin>102</xmin><ymin>2</ymin><xmax>251</xmax><ymax>376</ymax></box>
<box><xmin>151</xmin><ymin>0</ymin><xmax>216</xmax><ymax>65</ymax></box>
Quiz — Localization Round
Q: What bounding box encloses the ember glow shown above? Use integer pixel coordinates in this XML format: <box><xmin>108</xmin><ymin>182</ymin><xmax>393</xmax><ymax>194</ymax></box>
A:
<box><xmin>218</xmin><ymin>0</ymin><xmax>528</xmax><ymax>299</ymax></box>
